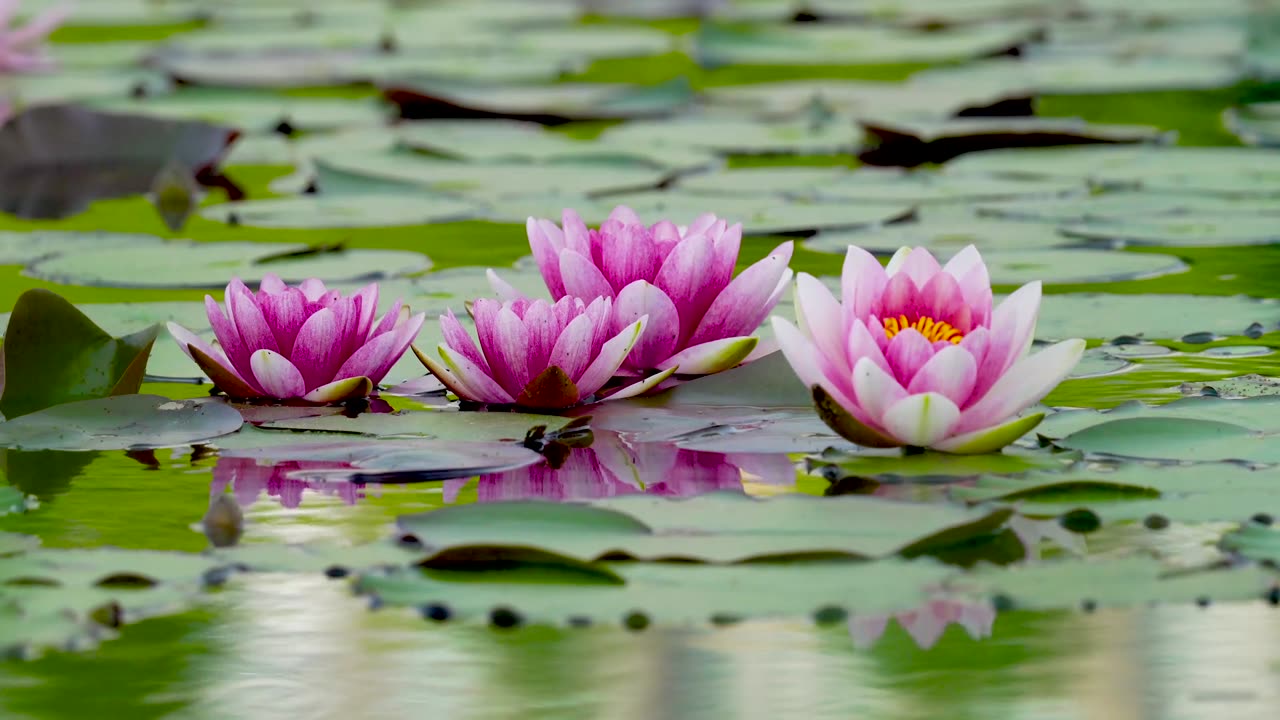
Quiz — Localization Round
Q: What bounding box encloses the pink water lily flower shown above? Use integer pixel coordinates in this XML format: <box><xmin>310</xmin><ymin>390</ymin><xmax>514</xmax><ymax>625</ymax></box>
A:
<box><xmin>773</xmin><ymin>244</ymin><xmax>1084</xmax><ymax>454</ymax></box>
<box><xmin>168</xmin><ymin>274</ymin><xmax>424</xmax><ymax>404</ymax></box>
<box><xmin>0</xmin><ymin>1</ymin><xmax>70</xmax><ymax>73</ymax></box>
<box><xmin>489</xmin><ymin>205</ymin><xmax>794</xmax><ymax>377</ymax></box>
<box><xmin>415</xmin><ymin>296</ymin><xmax>668</xmax><ymax>409</ymax></box>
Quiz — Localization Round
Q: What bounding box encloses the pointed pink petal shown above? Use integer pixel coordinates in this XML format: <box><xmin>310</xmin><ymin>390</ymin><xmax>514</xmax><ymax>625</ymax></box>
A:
<box><xmin>876</xmin><ymin>271</ymin><xmax>920</xmax><ymax>321</ymax></box>
<box><xmin>548</xmin><ymin>312</ymin><xmax>596</xmax><ymax>382</ymax></box>
<box><xmin>852</xmin><ymin>356</ymin><xmax>907</xmax><ymax>423</ymax></box>
<box><xmin>606</xmin><ymin>205</ymin><xmax>641</xmax><ymax>226</ymax></box>
<box><xmin>688</xmin><ymin>242</ymin><xmax>793</xmax><ymax>346</ymax></box>
<box><xmin>711</xmin><ymin>223</ymin><xmax>743</xmax><ymax>281</ymax></box>
<box><xmin>653</xmin><ymin>233</ymin><xmax>721</xmax><ymax>345</ymax></box>
<box><xmin>352</xmin><ymin>283</ymin><xmax>379</xmax><ymax>340</ymax></box>
<box><xmin>436</xmin><ymin>344</ymin><xmax>517</xmax><ymax>404</ymax></box>
<box><xmin>848</xmin><ymin>318</ymin><xmax>892</xmax><ymax>375</ymax></box>
<box><xmin>336</xmin><ymin>312</ymin><xmax>425</xmax><ymax>385</ymax></box>
<box><xmin>575</xmin><ymin>317</ymin><xmax>647</xmax><ymax>398</ymax></box>
<box><xmin>651</xmin><ymin>220</ymin><xmax>683</xmax><ymax>260</ymax></box>
<box><xmin>772</xmin><ymin>317</ymin><xmax>857</xmax><ymax>410</ymax></box>
<box><xmin>603</xmin><ymin>366</ymin><xmax>677</xmax><ymax>400</ymax></box>
<box><xmin>250</xmin><ymin>349</ymin><xmax>307</xmax><ymax>399</ymax></box>
<box><xmin>484</xmin><ymin>305</ymin><xmax>532</xmax><ymax>397</ymax></box>
<box><xmin>440</xmin><ymin>309</ymin><xmax>488</xmax><ymax>373</ymax></box>
<box><xmin>521</xmin><ymin>300</ymin><xmax>558</xmax><ymax>374</ymax></box>
<box><xmin>600</xmin><ymin>222</ymin><xmax>658</xmax><ymax>293</ymax></box>
<box><xmin>686</xmin><ymin>212</ymin><xmax>718</xmax><ymax>237</ymax></box>
<box><xmin>880</xmin><ymin>392</ymin><xmax>961</xmax><ymax>448</ymax></box>
<box><xmin>369</xmin><ymin>300</ymin><xmax>405</xmax><ymax>339</ymax></box>
<box><xmin>561</xmin><ymin>209</ymin><xmax>590</xmax><ymax>256</ymax></box>
<box><xmin>907</xmin><ymin>345</ymin><xmax>978</xmax><ymax>407</ymax></box>
<box><xmin>486</xmin><ymin>269</ymin><xmax>529</xmax><ymax>303</ymax></box>
<box><xmin>794</xmin><ymin>273</ymin><xmax>848</xmax><ymax>376</ymax></box>
<box><xmin>656</xmin><ymin>336</ymin><xmax>757</xmax><ymax>375</ymax></box>
<box><xmin>971</xmin><ymin>281</ymin><xmax>1041</xmax><ymax>401</ymax></box>
<box><xmin>559</xmin><ymin>249</ymin><xmax>615</xmax><ymax>301</ymax></box>
<box><xmin>527</xmin><ymin>217</ymin><xmax>567</xmax><ymax>298</ymax></box>
<box><xmin>204</xmin><ymin>295</ymin><xmax>254</xmax><ymax>382</ymax></box>
<box><xmin>256</xmin><ymin>287</ymin><xmax>308</xmax><ymax>356</ymax></box>
<box><xmin>259</xmin><ymin>273</ymin><xmax>287</xmax><ymax>294</ymax></box>
<box><xmin>885</xmin><ymin>328</ymin><xmax>935</xmax><ymax>386</ymax></box>
<box><xmin>166</xmin><ymin>322</ymin><xmax>249</xmax><ymax>385</ymax></box>
<box><xmin>842</xmin><ymin>245</ymin><xmax>888</xmax><ymax>320</ymax></box>
<box><xmin>954</xmin><ymin>339</ymin><xmax>1084</xmax><ymax>436</ymax></box>
<box><xmin>918</xmin><ymin>272</ymin><xmax>971</xmax><ymax>333</ymax></box>
<box><xmin>290</xmin><ymin>308</ymin><xmax>344</xmax><ymax>390</ymax></box>
<box><xmin>299</xmin><ymin>278</ymin><xmax>329</xmax><ymax>302</ymax></box>
<box><xmin>894</xmin><ymin>247</ymin><xmax>943</xmax><ymax>288</ymax></box>
<box><xmin>942</xmin><ymin>245</ymin><xmax>992</xmax><ymax>327</ymax></box>
<box><xmin>227</xmin><ymin>279</ymin><xmax>279</xmax><ymax>356</ymax></box>
<box><xmin>613</xmin><ymin>280</ymin><xmax>680</xmax><ymax>371</ymax></box>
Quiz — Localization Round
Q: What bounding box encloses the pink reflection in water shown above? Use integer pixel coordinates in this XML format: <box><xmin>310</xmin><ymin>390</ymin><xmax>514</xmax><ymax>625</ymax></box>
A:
<box><xmin>849</xmin><ymin>598</ymin><xmax>996</xmax><ymax>650</ymax></box>
<box><xmin>211</xmin><ymin>456</ymin><xmax>366</xmax><ymax>509</ymax></box>
<box><xmin>444</xmin><ymin>430</ymin><xmax>796</xmax><ymax>503</ymax></box>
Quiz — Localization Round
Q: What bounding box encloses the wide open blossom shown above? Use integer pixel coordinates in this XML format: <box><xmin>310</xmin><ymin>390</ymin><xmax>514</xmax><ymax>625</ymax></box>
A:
<box><xmin>490</xmin><ymin>205</ymin><xmax>794</xmax><ymax>377</ymax></box>
<box><xmin>0</xmin><ymin>1</ymin><xmax>70</xmax><ymax>73</ymax></box>
<box><xmin>415</xmin><ymin>296</ymin><xmax>665</xmax><ymax>409</ymax></box>
<box><xmin>773</xmin><ymin>245</ymin><xmax>1084</xmax><ymax>454</ymax></box>
<box><xmin>168</xmin><ymin>274</ymin><xmax>424</xmax><ymax>404</ymax></box>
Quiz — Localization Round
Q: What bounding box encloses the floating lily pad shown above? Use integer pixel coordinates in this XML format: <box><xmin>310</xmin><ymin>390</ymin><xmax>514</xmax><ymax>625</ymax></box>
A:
<box><xmin>200</xmin><ymin>194</ymin><xmax>484</xmax><ymax>228</ymax></box>
<box><xmin>396</xmin><ymin>492</ymin><xmax>1016</xmax><ymax>563</ymax></box>
<box><xmin>976</xmin><ymin>191</ymin><xmax>1280</xmax><ymax>223</ymax></box>
<box><xmin>0</xmin><ymin>69</ymin><xmax>173</xmax><ymax>105</ymax></box>
<box><xmin>313</xmin><ymin>152</ymin><xmax>670</xmax><ymax>201</ymax></box>
<box><xmin>258</xmin><ymin>409</ymin><xmax>575</xmax><ymax>442</ymax></box>
<box><xmin>603</xmin><ymin>191</ymin><xmax>915</xmax><ymax>236</ymax></box>
<box><xmin>27</xmin><ymin>239</ymin><xmax>431</xmax><ymax>289</ymax></box>
<box><xmin>0</xmin><ymin>395</ymin><xmax>243</xmax><ymax>452</ymax></box>
<box><xmin>810</xmin><ymin>446</ymin><xmax>1066</xmax><ymax>481</ymax></box>
<box><xmin>1226</xmin><ymin>103</ymin><xmax>1280</xmax><ymax>148</ymax></box>
<box><xmin>912</xmin><ymin>55</ymin><xmax>1242</xmax><ymax>96</ymax></box>
<box><xmin>703</xmin><ymin>77</ymin><xmax>1027</xmax><ymax>119</ymax></box>
<box><xmin>1059</xmin><ymin>215</ymin><xmax>1280</xmax><ymax>247</ymax></box>
<box><xmin>1032</xmin><ymin>294</ymin><xmax>1279</xmax><ymax>341</ymax></box>
<box><xmin>696</xmin><ymin>20</ymin><xmax>1038</xmax><ymax>66</ymax></box>
<box><xmin>961</xmin><ymin>557</ymin><xmax>1277</xmax><ymax>610</ymax></box>
<box><xmin>355</xmin><ymin>559</ymin><xmax>952</xmax><ymax>627</ymax></box>
<box><xmin>598</xmin><ymin>116</ymin><xmax>859</xmax><ymax>156</ymax></box>
<box><xmin>1180</xmin><ymin>375</ymin><xmax>1280</xmax><ymax>398</ymax></box>
<box><xmin>383</xmin><ymin>78</ymin><xmax>694</xmax><ymax>123</ymax></box>
<box><xmin>219</xmin><ymin>439</ymin><xmax>544</xmax><ymax>483</ymax></box>
<box><xmin>0</xmin><ymin>104</ymin><xmax>238</xmax><ymax>221</ymax></box>
<box><xmin>806</xmin><ymin>219</ymin><xmax>1077</xmax><ymax>254</ymax></box>
<box><xmin>90</xmin><ymin>89</ymin><xmax>389</xmax><ymax>133</ymax></box>
<box><xmin>858</xmin><ymin>117</ymin><xmax>1169</xmax><ymax>167</ymax></box>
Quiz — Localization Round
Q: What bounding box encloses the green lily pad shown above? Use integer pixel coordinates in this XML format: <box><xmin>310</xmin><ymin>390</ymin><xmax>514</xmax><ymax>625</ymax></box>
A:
<box><xmin>1221</xmin><ymin>522</ymin><xmax>1280</xmax><ymax>564</ymax></box>
<box><xmin>1180</xmin><ymin>374</ymin><xmax>1280</xmax><ymax>398</ymax></box>
<box><xmin>810</xmin><ymin>446</ymin><xmax>1067</xmax><ymax>481</ymax></box>
<box><xmin>89</xmin><ymin>89</ymin><xmax>389</xmax><ymax>133</ymax></box>
<box><xmin>960</xmin><ymin>557</ymin><xmax>1277</xmax><ymax>610</ymax></box>
<box><xmin>219</xmin><ymin>438</ymin><xmax>545</xmax><ymax>483</ymax></box>
<box><xmin>1226</xmin><ymin>103</ymin><xmax>1280</xmax><ymax>148</ymax></box>
<box><xmin>1059</xmin><ymin>215</ymin><xmax>1280</xmax><ymax>247</ymax></box>
<box><xmin>912</xmin><ymin>55</ymin><xmax>1241</xmax><ymax>96</ymax></box>
<box><xmin>703</xmin><ymin>78</ymin><xmax>1024</xmax><ymax>119</ymax></box>
<box><xmin>396</xmin><ymin>492</ymin><xmax>1017</xmax><ymax>563</ymax></box>
<box><xmin>257</xmin><ymin>409</ymin><xmax>575</xmax><ymax>442</ymax></box>
<box><xmin>598</xmin><ymin>116</ymin><xmax>860</xmax><ymax>156</ymax></box>
<box><xmin>382</xmin><ymin>78</ymin><xmax>694</xmax><ymax>123</ymax></box>
<box><xmin>0</xmin><ymin>69</ymin><xmax>173</xmax><ymax>105</ymax></box>
<box><xmin>0</xmin><ymin>290</ymin><xmax>158</xmax><ymax>419</ymax></box>
<box><xmin>0</xmin><ymin>395</ymin><xmax>244</xmax><ymax>452</ymax></box>
<box><xmin>806</xmin><ymin>219</ymin><xmax>1078</xmax><ymax>255</ymax></box>
<box><xmin>603</xmin><ymin>191</ymin><xmax>915</xmax><ymax>236</ymax></box>
<box><xmin>27</xmin><ymin>239</ymin><xmax>431</xmax><ymax>289</ymax></box>
<box><xmin>200</xmin><ymin>193</ymin><xmax>484</xmax><ymax>228</ymax></box>
<box><xmin>976</xmin><ymin>191</ymin><xmax>1280</xmax><ymax>223</ymax></box>
<box><xmin>354</xmin><ymin>559</ymin><xmax>952</xmax><ymax>626</ymax></box>
<box><xmin>1032</xmin><ymin>294</ymin><xmax>1279</xmax><ymax>341</ymax></box>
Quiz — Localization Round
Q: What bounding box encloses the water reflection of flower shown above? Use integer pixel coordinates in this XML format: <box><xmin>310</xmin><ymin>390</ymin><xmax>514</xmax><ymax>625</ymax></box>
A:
<box><xmin>444</xmin><ymin>430</ymin><xmax>796</xmax><ymax>503</ymax></box>
<box><xmin>849</xmin><ymin>598</ymin><xmax>996</xmax><ymax>651</ymax></box>
<box><xmin>211</xmin><ymin>456</ymin><xmax>365</xmax><ymax>509</ymax></box>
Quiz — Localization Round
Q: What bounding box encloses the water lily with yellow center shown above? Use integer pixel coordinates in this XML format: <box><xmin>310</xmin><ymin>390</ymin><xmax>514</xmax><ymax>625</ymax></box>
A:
<box><xmin>772</xmin><ymin>244</ymin><xmax>1084</xmax><ymax>454</ymax></box>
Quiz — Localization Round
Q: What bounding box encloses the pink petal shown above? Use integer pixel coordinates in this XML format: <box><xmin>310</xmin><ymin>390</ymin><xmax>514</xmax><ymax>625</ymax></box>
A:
<box><xmin>880</xmin><ymin>392</ymin><xmax>961</xmax><ymax>447</ymax></box>
<box><xmin>688</xmin><ymin>242</ymin><xmax>794</xmax><ymax>346</ymax></box>
<box><xmin>337</xmin><ymin>312</ymin><xmax>425</xmax><ymax>385</ymax></box>
<box><xmin>614</xmin><ymin>280</ymin><xmax>680</xmax><ymax>371</ymax></box>
<box><xmin>686</xmin><ymin>212</ymin><xmax>718</xmax><ymax>237</ymax></box>
<box><xmin>600</xmin><ymin>222</ymin><xmax>659</xmax><ymax>293</ymax></box>
<box><xmin>352</xmin><ymin>283</ymin><xmax>379</xmax><ymax>340</ymax></box>
<box><xmin>369</xmin><ymin>300</ymin><xmax>406</xmax><ymax>339</ymax></box>
<box><xmin>953</xmin><ymin>338</ymin><xmax>1085</xmax><ymax>436</ymax></box>
<box><xmin>575</xmin><ymin>317</ymin><xmax>647</xmax><ymax>398</ymax></box>
<box><xmin>226</xmin><ymin>279</ymin><xmax>279</xmax><ymax>355</ymax></box>
<box><xmin>290</xmin><ymin>308</ymin><xmax>345</xmax><ymax>390</ymax></box>
<box><xmin>852</xmin><ymin>356</ymin><xmax>908</xmax><ymax>423</ymax></box>
<box><xmin>559</xmin><ymin>249</ymin><xmax>615</xmax><ymax>301</ymax></box>
<box><xmin>918</xmin><ymin>272</ymin><xmax>971</xmax><ymax>334</ymax></box>
<box><xmin>842</xmin><ymin>246</ymin><xmax>889</xmax><ymax>321</ymax></box>
<box><xmin>259</xmin><ymin>273</ymin><xmax>287</xmax><ymax>294</ymax></box>
<box><xmin>204</xmin><ymin>294</ymin><xmax>254</xmax><ymax>382</ymax></box>
<box><xmin>847</xmin><ymin>318</ymin><xmax>892</xmax><ymax>376</ymax></box>
<box><xmin>710</xmin><ymin>223</ymin><xmax>744</xmax><ymax>286</ymax></box>
<box><xmin>561</xmin><ymin>209</ymin><xmax>591</xmax><ymax>256</ymax></box>
<box><xmin>971</xmin><ymin>282</ymin><xmax>1041</xmax><ymax>402</ymax></box>
<box><xmin>437</xmin><ymin>344</ymin><xmax>517</xmax><ymax>404</ymax></box>
<box><xmin>942</xmin><ymin>245</ymin><xmax>992</xmax><ymax>327</ymax></box>
<box><xmin>166</xmin><ymin>321</ymin><xmax>255</xmax><ymax>389</ymax></box>
<box><xmin>486</xmin><ymin>269</ymin><xmax>528</xmax><ymax>303</ymax></box>
<box><xmin>653</xmin><ymin>233</ymin><xmax>721</xmax><ymax>345</ymax></box>
<box><xmin>256</xmin><ymin>286</ymin><xmax>308</xmax><ymax>356</ymax></box>
<box><xmin>249</xmin><ymin>349</ymin><xmax>307</xmax><ymax>399</ymax></box>
<box><xmin>876</xmin><ymin>271</ymin><xmax>920</xmax><ymax>322</ymax></box>
<box><xmin>603</xmin><ymin>366</ymin><xmax>677</xmax><ymax>400</ymax></box>
<box><xmin>301</xmin><ymin>376</ymin><xmax>372</xmax><ymax>404</ymax></box>
<box><xmin>528</xmin><ymin>217</ymin><xmax>567</xmax><ymax>298</ymax></box>
<box><xmin>652</xmin><ymin>220</ymin><xmax>683</xmax><ymax>260</ymax></box>
<box><xmin>892</xmin><ymin>247</ymin><xmax>944</xmax><ymax>288</ymax></box>
<box><xmin>483</xmin><ymin>304</ymin><xmax>533</xmax><ymax>397</ymax></box>
<box><xmin>522</xmin><ymin>300</ymin><xmax>559</xmax><ymax>374</ymax></box>
<box><xmin>906</xmin><ymin>345</ymin><xmax>978</xmax><ymax>407</ymax></box>
<box><xmin>606</xmin><ymin>205</ymin><xmax>642</xmax><ymax>226</ymax></box>
<box><xmin>548</xmin><ymin>312</ymin><xmax>596</xmax><ymax>382</ymax></box>
<box><xmin>440</xmin><ymin>309</ymin><xmax>489</xmax><ymax>373</ymax></box>
<box><xmin>885</xmin><ymin>328</ymin><xmax>935</xmax><ymax>386</ymax></box>
<box><xmin>795</xmin><ymin>273</ymin><xmax>848</xmax><ymax>375</ymax></box>
<box><xmin>772</xmin><ymin>317</ymin><xmax>858</xmax><ymax>411</ymax></box>
<box><xmin>656</xmin><ymin>336</ymin><xmax>757</xmax><ymax>375</ymax></box>
<box><xmin>299</xmin><ymin>278</ymin><xmax>329</xmax><ymax>302</ymax></box>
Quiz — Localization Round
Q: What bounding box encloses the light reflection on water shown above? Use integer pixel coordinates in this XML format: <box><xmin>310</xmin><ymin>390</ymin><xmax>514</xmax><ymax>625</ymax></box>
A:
<box><xmin>4</xmin><ymin>575</ymin><xmax>1279</xmax><ymax>720</ymax></box>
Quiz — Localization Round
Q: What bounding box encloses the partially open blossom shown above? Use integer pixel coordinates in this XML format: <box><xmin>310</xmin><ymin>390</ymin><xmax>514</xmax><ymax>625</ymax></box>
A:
<box><xmin>0</xmin><ymin>1</ymin><xmax>70</xmax><ymax>73</ymax></box>
<box><xmin>489</xmin><ymin>206</ymin><xmax>794</xmax><ymax>378</ymax></box>
<box><xmin>168</xmin><ymin>274</ymin><xmax>424</xmax><ymax>404</ymax></box>
<box><xmin>773</xmin><ymin>245</ymin><xmax>1084</xmax><ymax>454</ymax></box>
<box><xmin>415</xmin><ymin>296</ymin><xmax>665</xmax><ymax>409</ymax></box>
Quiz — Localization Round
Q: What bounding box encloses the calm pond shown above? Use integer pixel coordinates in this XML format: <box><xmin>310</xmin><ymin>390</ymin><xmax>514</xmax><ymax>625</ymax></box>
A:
<box><xmin>3</xmin><ymin>1</ymin><xmax>1280</xmax><ymax>718</ymax></box>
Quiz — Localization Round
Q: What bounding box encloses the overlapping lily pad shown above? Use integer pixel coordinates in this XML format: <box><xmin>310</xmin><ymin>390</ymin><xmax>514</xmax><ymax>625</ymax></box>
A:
<box><xmin>382</xmin><ymin>78</ymin><xmax>694</xmax><ymax>123</ymax></box>
<box><xmin>0</xmin><ymin>395</ymin><xmax>243</xmax><ymax>451</ymax></box>
<box><xmin>200</xmin><ymin>194</ymin><xmax>484</xmax><ymax>229</ymax></box>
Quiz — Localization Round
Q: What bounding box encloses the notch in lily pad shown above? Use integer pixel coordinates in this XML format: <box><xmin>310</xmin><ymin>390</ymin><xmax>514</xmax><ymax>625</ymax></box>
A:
<box><xmin>0</xmin><ymin>290</ymin><xmax>158</xmax><ymax>420</ymax></box>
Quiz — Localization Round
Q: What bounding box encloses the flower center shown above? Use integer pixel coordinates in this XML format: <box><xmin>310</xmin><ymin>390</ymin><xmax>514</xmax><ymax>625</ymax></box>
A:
<box><xmin>882</xmin><ymin>315</ymin><xmax>963</xmax><ymax>345</ymax></box>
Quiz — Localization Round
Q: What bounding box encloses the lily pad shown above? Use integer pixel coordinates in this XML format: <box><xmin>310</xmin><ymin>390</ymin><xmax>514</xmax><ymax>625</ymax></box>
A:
<box><xmin>219</xmin><ymin>439</ymin><xmax>545</xmax><ymax>483</ymax></box>
<box><xmin>27</xmin><ymin>239</ymin><xmax>431</xmax><ymax>289</ymax></box>
<box><xmin>200</xmin><ymin>194</ymin><xmax>484</xmax><ymax>229</ymax></box>
<box><xmin>382</xmin><ymin>78</ymin><xmax>694</xmax><ymax>123</ymax></box>
<box><xmin>90</xmin><ymin>89</ymin><xmax>389</xmax><ymax>133</ymax></box>
<box><xmin>1059</xmin><ymin>215</ymin><xmax>1280</xmax><ymax>247</ymax></box>
<box><xmin>598</xmin><ymin>116</ymin><xmax>860</xmax><ymax>156</ymax></box>
<box><xmin>603</xmin><ymin>191</ymin><xmax>915</xmax><ymax>236</ymax></box>
<box><xmin>0</xmin><ymin>290</ymin><xmax>158</xmax><ymax>419</ymax></box>
<box><xmin>0</xmin><ymin>395</ymin><xmax>244</xmax><ymax>452</ymax></box>
<box><xmin>396</xmin><ymin>491</ymin><xmax>1017</xmax><ymax>563</ymax></box>
<box><xmin>806</xmin><ymin>219</ymin><xmax>1078</xmax><ymax>255</ymax></box>
<box><xmin>257</xmin><ymin>409</ymin><xmax>575</xmax><ymax>442</ymax></box>
<box><xmin>354</xmin><ymin>559</ymin><xmax>952</xmax><ymax>627</ymax></box>
<box><xmin>1032</xmin><ymin>294</ymin><xmax>1279</xmax><ymax>341</ymax></box>
<box><xmin>1180</xmin><ymin>375</ymin><xmax>1280</xmax><ymax>398</ymax></box>
<box><xmin>976</xmin><ymin>191</ymin><xmax>1280</xmax><ymax>223</ymax></box>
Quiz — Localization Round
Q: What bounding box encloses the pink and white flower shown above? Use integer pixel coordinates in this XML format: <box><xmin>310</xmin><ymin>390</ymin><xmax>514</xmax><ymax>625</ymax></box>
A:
<box><xmin>415</xmin><ymin>296</ymin><xmax>666</xmax><ymax>409</ymax></box>
<box><xmin>490</xmin><ymin>205</ymin><xmax>794</xmax><ymax>377</ymax></box>
<box><xmin>773</xmin><ymin>244</ymin><xmax>1084</xmax><ymax>454</ymax></box>
<box><xmin>168</xmin><ymin>274</ymin><xmax>424</xmax><ymax>404</ymax></box>
<box><xmin>0</xmin><ymin>1</ymin><xmax>70</xmax><ymax>73</ymax></box>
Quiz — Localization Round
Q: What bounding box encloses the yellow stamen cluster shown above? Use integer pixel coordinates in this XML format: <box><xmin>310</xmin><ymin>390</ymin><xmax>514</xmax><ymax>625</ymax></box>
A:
<box><xmin>882</xmin><ymin>315</ymin><xmax>963</xmax><ymax>344</ymax></box>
